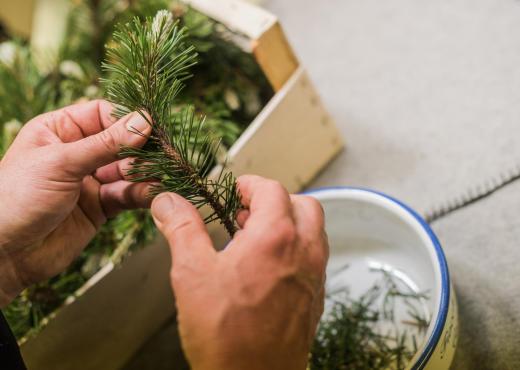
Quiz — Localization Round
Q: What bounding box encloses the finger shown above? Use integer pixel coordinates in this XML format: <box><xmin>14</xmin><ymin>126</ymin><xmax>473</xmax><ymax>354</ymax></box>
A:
<box><xmin>78</xmin><ymin>175</ymin><xmax>106</xmax><ymax>229</ymax></box>
<box><xmin>291</xmin><ymin>195</ymin><xmax>329</xmax><ymax>276</ymax></box>
<box><xmin>234</xmin><ymin>175</ymin><xmax>295</xmax><ymax>248</ymax></box>
<box><xmin>151</xmin><ymin>193</ymin><xmax>215</xmax><ymax>269</ymax></box>
<box><xmin>8</xmin><ymin>100</ymin><xmax>110</xmax><ymax>152</ymax></box>
<box><xmin>290</xmin><ymin>195</ymin><xmax>325</xmax><ymax>238</ymax></box>
<box><xmin>94</xmin><ymin>158</ymin><xmax>135</xmax><ymax>184</ymax></box>
<box><xmin>60</xmin><ymin>99</ymin><xmax>117</xmax><ymax>137</ymax></box>
<box><xmin>99</xmin><ymin>181</ymin><xmax>153</xmax><ymax>218</ymax></box>
<box><xmin>236</xmin><ymin>209</ymin><xmax>250</xmax><ymax>228</ymax></box>
<box><xmin>237</xmin><ymin>175</ymin><xmax>292</xmax><ymax>221</ymax></box>
<box><xmin>63</xmin><ymin>111</ymin><xmax>151</xmax><ymax>178</ymax></box>
<box><xmin>30</xmin><ymin>100</ymin><xmax>116</xmax><ymax>143</ymax></box>
<box><xmin>7</xmin><ymin>100</ymin><xmax>119</xmax><ymax>156</ymax></box>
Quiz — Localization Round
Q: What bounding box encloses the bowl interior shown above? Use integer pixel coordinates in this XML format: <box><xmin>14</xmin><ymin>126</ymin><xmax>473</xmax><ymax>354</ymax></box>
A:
<box><xmin>307</xmin><ymin>188</ymin><xmax>444</xmax><ymax>362</ymax></box>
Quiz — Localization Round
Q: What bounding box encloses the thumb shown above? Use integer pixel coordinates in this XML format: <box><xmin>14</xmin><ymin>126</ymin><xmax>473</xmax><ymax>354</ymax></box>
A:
<box><xmin>152</xmin><ymin>193</ymin><xmax>215</xmax><ymax>269</ymax></box>
<box><xmin>64</xmin><ymin>112</ymin><xmax>151</xmax><ymax>177</ymax></box>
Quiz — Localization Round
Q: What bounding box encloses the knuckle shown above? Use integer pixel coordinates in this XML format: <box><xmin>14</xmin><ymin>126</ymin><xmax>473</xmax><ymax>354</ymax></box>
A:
<box><xmin>300</xmin><ymin>195</ymin><xmax>325</xmax><ymax>222</ymax></box>
<box><xmin>96</xmin><ymin>129</ymin><xmax>118</xmax><ymax>153</ymax></box>
<box><xmin>307</xmin><ymin>197</ymin><xmax>325</xmax><ymax>217</ymax></box>
<box><xmin>49</xmin><ymin>110</ymin><xmax>67</xmax><ymax>124</ymax></box>
<box><xmin>90</xmin><ymin>99</ymin><xmax>108</xmax><ymax>113</ymax></box>
<box><xmin>275</xmin><ymin>218</ymin><xmax>297</xmax><ymax>245</ymax></box>
<box><xmin>164</xmin><ymin>219</ymin><xmax>193</xmax><ymax>242</ymax></box>
<box><xmin>121</xmin><ymin>185</ymin><xmax>139</xmax><ymax>209</ymax></box>
<box><xmin>91</xmin><ymin>98</ymin><xmax>104</xmax><ymax>106</ymax></box>
<box><xmin>264</xmin><ymin>179</ymin><xmax>285</xmax><ymax>193</ymax></box>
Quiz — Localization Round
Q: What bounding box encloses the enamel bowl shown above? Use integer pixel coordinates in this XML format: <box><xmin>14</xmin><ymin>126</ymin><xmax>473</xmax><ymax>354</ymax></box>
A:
<box><xmin>305</xmin><ymin>187</ymin><xmax>458</xmax><ymax>370</ymax></box>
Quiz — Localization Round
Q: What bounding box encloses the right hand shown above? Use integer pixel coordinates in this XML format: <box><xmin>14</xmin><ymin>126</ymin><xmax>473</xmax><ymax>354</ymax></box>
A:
<box><xmin>0</xmin><ymin>100</ymin><xmax>152</xmax><ymax>306</ymax></box>
<box><xmin>151</xmin><ymin>175</ymin><xmax>328</xmax><ymax>370</ymax></box>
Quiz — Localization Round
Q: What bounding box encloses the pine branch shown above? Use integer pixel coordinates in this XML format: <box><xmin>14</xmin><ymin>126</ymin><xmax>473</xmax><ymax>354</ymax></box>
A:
<box><xmin>102</xmin><ymin>10</ymin><xmax>241</xmax><ymax>237</ymax></box>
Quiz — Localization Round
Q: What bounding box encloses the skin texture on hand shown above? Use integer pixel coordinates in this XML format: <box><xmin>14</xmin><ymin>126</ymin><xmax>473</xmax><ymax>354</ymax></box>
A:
<box><xmin>151</xmin><ymin>175</ymin><xmax>329</xmax><ymax>370</ymax></box>
<box><xmin>0</xmin><ymin>100</ymin><xmax>152</xmax><ymax>306</ymax></box>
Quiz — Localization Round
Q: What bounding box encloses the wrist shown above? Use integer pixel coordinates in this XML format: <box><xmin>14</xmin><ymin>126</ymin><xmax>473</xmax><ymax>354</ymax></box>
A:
<box><xmin>0</xmin><ymin>244</ymin><xmax>24</xmax><ymax>307</ymax></box>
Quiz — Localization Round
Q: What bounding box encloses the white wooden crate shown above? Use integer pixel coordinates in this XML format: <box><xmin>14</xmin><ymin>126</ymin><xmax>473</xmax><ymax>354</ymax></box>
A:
<box><xmin>4</xmin><ymin>1</ymin><xmax>344</xmax><ymax>369</ymax></box>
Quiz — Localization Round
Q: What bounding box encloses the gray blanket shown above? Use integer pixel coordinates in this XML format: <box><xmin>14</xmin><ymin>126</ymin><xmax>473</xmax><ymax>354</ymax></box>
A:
<box><xmin>265</xmin><ymin>0</ymin><xmax>520</xmax><ymax>368</ymax></box>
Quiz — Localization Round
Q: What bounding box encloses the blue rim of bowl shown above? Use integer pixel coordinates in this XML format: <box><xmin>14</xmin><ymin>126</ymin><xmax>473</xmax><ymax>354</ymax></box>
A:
<box><xmin>303</xmin><ymin>186</ymin><xmax>450</xmax><ymax>369</ymax></box>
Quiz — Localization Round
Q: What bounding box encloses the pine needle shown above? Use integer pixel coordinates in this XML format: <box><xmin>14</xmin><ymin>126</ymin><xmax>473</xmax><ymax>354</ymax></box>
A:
<box><xmin>310</xmin><ymin>270</ymin><xmax>430</xmax><ymax>370</ymax></box>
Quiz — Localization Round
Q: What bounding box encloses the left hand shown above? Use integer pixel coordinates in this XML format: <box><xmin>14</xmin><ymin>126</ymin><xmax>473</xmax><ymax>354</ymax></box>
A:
<box><xmin>0</xmin><ymin>100</ymin><xmax>152</xmax><ymax>306</ymax></box>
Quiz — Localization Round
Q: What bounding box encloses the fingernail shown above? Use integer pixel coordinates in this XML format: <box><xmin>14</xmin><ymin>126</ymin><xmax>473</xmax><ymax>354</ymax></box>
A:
<box><xmin>152</xmin><ymin>193</ymin><xmax>176</xmax><ymax>223</ymax></box>
<box><xmin>126</xmin><ymin>113</ymin><xmax>150</xmax><ymax>135</ymax></box>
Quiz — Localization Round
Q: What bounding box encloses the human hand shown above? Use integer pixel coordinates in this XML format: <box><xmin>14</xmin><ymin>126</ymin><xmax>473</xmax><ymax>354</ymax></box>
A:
<box><xmin>0</xmin><ymin>100</ymin><xmax>152</xmax><ymax>306</ymax></box>
<box><xmin>151</xmin><ymin>175</ymin><xmax>328</xmax><ymax>370</ymax></box>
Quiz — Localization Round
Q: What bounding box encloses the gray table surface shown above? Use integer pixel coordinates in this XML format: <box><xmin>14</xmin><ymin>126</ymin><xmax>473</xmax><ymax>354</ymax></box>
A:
<box><xmin>125</xmin><ymin>0</ymin><xmax>520</xmax><ymax>368</ymax></box>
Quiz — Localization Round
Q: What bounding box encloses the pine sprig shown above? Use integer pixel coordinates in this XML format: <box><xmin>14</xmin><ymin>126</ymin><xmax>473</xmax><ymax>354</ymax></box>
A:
<box><xmin>102</xmin><ymin>10</ymin><xmax>241</xmax><ymax>237</ymax></box>
<box><xmin>310</xmin><ymin>269</ymin><xmax>430</xmax><ymax>370</ymax></box>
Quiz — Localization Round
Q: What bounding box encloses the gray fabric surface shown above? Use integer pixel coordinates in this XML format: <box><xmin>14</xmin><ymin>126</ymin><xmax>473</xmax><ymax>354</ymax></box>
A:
<box><xmin>432</xmin><ymin>181</ymin><xmax>520</xmax><ymax>369</ymax></box>
<box><xmin>125</xmin><ymin>0</ymin><xmax>520</xmax><ymax>368</ymax></box>
<box><xmin>265</xmin><ymin>0</ymin><xmax>520</xmax><ymax>215</ymax></box>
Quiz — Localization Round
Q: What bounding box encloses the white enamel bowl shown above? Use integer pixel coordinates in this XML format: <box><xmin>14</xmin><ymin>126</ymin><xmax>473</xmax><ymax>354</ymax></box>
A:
<box><xmin>305</xmin><ymin>187</ymin><xmax>458</xmax><ymax>370</ymax></box>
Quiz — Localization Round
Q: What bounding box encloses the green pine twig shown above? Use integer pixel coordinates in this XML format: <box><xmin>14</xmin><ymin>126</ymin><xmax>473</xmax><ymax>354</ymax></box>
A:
<box><xmin>102</xmin><ymin>10</ymin><xmax>241</xmax><ymax>237</ymax></box>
